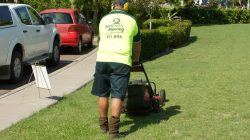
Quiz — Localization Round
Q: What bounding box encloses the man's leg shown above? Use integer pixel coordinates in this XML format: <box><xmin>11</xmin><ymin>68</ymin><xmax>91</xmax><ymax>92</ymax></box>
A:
<box><xmin>99</xmin><ymin>97</ymin><xmax>109</xmax><ymax>133</ymax></box>
<box><xmin>110</xmin><ymin>98</ymin><xmax>123</xmax><ymax>118</ymax></box>
<box><xmin>99</xmin><ymin>97</ymin><xmax>109</xmax><ymax>117</ymax></box>
<box><xmin>91</xmin><ymin>62</ymin><xmax>111</xmax><ymax>133</ymax></box>
<box><xmin>108</xmin><ymin>63</ymin><xmax>130</xmax><ymax>139</ymax></box>
<box><xmin>109</xmin><ymin>98</ymin><xmax>124</xmax><ymax>139</ymax></box>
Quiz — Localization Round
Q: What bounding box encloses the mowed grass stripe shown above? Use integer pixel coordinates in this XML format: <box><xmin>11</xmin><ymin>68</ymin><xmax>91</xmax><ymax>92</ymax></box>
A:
<box><xmin>0</xmin><ymin>24</ymin><xmax>249</xmax><ymax>140</ymax></box>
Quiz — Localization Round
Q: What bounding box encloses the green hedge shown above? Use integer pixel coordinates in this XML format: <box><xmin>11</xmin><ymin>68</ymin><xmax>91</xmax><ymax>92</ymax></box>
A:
<box><xmin>140</xmin><ymin>19</ymin><xmax>192</xmax><ymax>60</ymax></box>
<box><xmin>177</xmin><ymin>7</ymin><xmax>250</xmax><ymax>24</ymax></box>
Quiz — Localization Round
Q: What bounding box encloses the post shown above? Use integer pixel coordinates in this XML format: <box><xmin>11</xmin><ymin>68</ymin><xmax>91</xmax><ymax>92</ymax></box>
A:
<box><xmin>149</xmin><ymin>14</ymin><xmax>152</xmax><ymax>30</ymax></box>
<box><xmin>248</xmin><ymin>0</ymin><xmax>250</xmax><ymax>9</ymax></box>
<box><xmin>226</xmin><ymin>0</ymin><xmax>228</xmax><ymax>9</ymax></box>
<box><xmin>149</xmin><ymin>1</ymin><xmax>154</xmax><ymax>30</ymax></box>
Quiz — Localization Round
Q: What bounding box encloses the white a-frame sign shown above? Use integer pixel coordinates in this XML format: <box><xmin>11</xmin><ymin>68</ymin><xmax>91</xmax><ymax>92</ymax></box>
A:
<box><xmin>32</xmin><ymin>65</ymin><xmax>51</xmax><ymax>90</ymax></box>
<box><xmin>30</xmin><ymin>64</ymin><xmax>52</xmax><ymax>98</ymax></box>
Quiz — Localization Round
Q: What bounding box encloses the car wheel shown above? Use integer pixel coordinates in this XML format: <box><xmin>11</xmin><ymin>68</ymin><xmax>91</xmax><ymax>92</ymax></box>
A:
<box><xmin>87</xmin><ymin>33</ymin><xmax>94</xmax><ymax>48</ymax></box>
<box><xmin>47</xmin><ymin>39</ymin><xmax>60</xmax><ymax>66</ymax></box>
<box><xmin>10</xmin><ymin>51</ymin><xmax>23</xmax><ymax>83</ymax></box>
<box><xmin>74</xmin><ymin>37</ymin><xmax>82</xmax><ymax>54</ymax></box>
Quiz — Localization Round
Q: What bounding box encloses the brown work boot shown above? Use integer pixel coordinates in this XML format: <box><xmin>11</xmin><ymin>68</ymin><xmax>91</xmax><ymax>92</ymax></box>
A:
<box><xmin>109</xmin><ymin>116</ymin><xmax>125</xmax><ymax>139</ymax></box>
<box><xmin>99</xmin><ymin>117</ymin><xmax>108</xmax><ymax>133</ymax></box>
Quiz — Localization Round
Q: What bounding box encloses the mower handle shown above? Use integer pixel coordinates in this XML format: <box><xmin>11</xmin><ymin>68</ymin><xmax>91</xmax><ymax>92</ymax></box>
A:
<box><xmin>131</xmin><ymin>62</ymin><xmax>155</xmax><ymax>95</ymax></box>
<box><xmin>132</xmin><ymin>61</ymin><xmax>141</xmax><ymax>66</ymax></box>
<box><xmin>131</xmin><ymin>62</ymin><xmax>143</xmax><ymax>72</ymax></box>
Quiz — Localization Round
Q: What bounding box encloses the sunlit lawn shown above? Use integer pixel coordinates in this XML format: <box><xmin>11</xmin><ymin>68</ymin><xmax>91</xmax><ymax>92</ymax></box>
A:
<box><xmin>0</xmin><ymin>24</ymin><xmax>250</xmax><ymax>140</ymax></box>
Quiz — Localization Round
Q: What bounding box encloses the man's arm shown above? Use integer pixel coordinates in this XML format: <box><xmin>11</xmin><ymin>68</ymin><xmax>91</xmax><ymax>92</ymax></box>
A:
<box><xmin>132</xmin><ymin>20</ymin><xmax>141</xmax><ymax>63</ymax></box>
<box><xmin>132</xmin><ymin>41</ymin><xmax>141</xmax><ymax>63</ymax></box>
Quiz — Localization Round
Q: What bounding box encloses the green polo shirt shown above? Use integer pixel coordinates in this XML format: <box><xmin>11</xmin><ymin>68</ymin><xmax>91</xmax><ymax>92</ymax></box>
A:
<box><xmin>97</xmin><ymin>9</ymin><xmax>141</xmax><ymax>66</ymax></box>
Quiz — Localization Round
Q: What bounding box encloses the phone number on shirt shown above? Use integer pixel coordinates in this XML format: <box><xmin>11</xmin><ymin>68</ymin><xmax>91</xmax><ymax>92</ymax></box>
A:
<box><xmin>106</xmin><ymin>34</ymin><xmax>123</xmax><ymax>39</ymax></box>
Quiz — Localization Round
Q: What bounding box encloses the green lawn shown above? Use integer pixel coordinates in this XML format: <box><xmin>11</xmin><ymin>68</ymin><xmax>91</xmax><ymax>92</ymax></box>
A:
<box><xmin>1</xmin><ymin>24</ymin><xmax>250</xmax><ymax>140</ymax></box>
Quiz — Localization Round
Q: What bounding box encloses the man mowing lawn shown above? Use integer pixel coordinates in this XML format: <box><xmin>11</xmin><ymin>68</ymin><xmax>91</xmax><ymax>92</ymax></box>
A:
<box><xmin>91</xmin><ymin>0</ymin><xmax>141</xmax><ymax>139</ymax></box>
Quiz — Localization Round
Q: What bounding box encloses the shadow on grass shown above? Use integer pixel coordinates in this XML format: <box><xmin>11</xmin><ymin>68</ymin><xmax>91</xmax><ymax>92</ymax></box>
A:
<box><xmin>145</xmin><ymin>36</ymin><xmax>198</xmax><ymax>62</ymax></box>
<box><xmin>121</xmin><ymin>105</ymin><xmax>182</xmax><ymax>135</ymax></box>
<box><xmin>192</xmin><ymin>24</ymin><xmax>229</xmax><ymax>27</ymax></box>
<box><xmin>175</xmin><ymin>36</ymin><xmax>198</xmax><ymax>49</ymax></box>
<box><xmin>47</xmin><ymin>96</ymin><xmax>64</xmax><ymax>101</ymax></box>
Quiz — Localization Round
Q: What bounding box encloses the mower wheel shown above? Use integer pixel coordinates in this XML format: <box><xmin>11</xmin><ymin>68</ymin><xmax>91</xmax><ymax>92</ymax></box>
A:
<box><xmin>159</xmin><ymin>89</ymin><xmax>166</xmax><ymax>102</ymax></box>
<box><xmin>150</xmin><ymin>82</ymin><xmax>156</xmax><ymax>94</ymax></box>
<box><xmin>152</xmin><ymin>100</ymin><xmax>160</xmax><ymax>113</ymax></box>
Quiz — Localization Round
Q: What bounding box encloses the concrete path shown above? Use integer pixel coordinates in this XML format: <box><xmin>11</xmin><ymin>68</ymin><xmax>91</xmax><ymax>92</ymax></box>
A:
<box><xmin>0</xmin><ymin>48</ymin><xmax>97</xmax><ymax>131</ymax></box>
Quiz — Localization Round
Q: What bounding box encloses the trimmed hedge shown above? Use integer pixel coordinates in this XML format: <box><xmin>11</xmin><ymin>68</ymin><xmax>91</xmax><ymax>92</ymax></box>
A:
<box><xmin>177</xmin><ymin>7</ymin><xmax>250</xmax><ymax>24</ymax></box>
<box><xmin>140</xmin><ymin>19</ymin><xmax>192</xmax><ymax>60</ymax></box>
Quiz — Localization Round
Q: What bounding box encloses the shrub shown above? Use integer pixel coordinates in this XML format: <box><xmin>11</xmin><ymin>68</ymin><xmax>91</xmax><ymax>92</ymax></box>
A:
<box><xmin>140</xmin><ymin>19</ymin><xmax>192</xmax><ymax>60</ymax></box>
<box><xmin>177</xmin><ymin>7</ymin><xmax>250</xmax><ymax>24</ymax></box>
<box><xmin>140</xmin><ymin>29</ymin><xmax>164</xmax><ymax>60</ymax></box>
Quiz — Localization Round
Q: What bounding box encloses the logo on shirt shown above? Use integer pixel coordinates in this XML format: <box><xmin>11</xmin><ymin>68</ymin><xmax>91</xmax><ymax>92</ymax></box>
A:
<box><xmin>105</xmin><ymin>17</ymin><xmax>124</xmax><ymax>33</ymax></box>
<box><xmin>113</xmin><ymin>18</ymin><xmax>120</xmax><ymax>24</ymax></box>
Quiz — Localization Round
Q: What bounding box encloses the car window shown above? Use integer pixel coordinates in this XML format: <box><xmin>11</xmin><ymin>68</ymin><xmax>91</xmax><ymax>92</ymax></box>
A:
<box><xmin>79</xmin><ymin>13</ymin><xmax>87</xmax><ymax>24</ymax></box>
<box><xmin>15</xmin><ymin>7</ymin><xmax>32</xmax><ymax>25</ymax></box>
<box><xmin>41</xmin><ymin>13</ymin><xmax>73</xmax><ymax>24</ymax></box>
<box><xmin>0</xmin><ymin>6</ymin><xmax>13</xmax><ymax>26</ymax></box>
<box><xmin>27</xmin><ymin>7</ymin><xmax>43</xmax><ymax>25</ymax></box>
<box><xmin>74</xmin><ymin>11</ymin><xmax>79</xmax><ymax>24</ymax></box>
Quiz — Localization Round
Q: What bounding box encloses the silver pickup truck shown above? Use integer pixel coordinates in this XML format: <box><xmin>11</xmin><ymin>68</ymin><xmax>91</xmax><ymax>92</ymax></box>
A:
<box><xmin>0</xmin><ymin>4</ymin><xmax>61</xmax><ymax>83</ymax></box>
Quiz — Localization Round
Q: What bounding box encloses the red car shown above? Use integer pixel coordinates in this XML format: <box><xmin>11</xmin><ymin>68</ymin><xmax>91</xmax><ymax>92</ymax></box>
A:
<box><xmin>40</xmin><ymin>9</ymin><xmax>93</xmax><ymax>54</ymax></box>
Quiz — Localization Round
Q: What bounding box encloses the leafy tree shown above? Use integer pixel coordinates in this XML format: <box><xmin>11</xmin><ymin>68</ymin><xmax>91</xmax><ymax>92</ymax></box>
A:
<box><xmin>73</xmin><ymin>0</ymin><xmax>112</xmax><ymax>33</ymax></box>
<box><xmin>20</xmin><ymin>0</ymin><xmax>71</xmax><ymax>12</ymax></box>
<box><xmin>159</xmin><ymin>0</ymin><xmax>194</xmax><ymax>20</ymax></box>
<box><xmin>73</xmin><ymin>0</ymin><xmax>95</xmax><ymax>19</ymax></box>
<box><xmin>207</xmin><ymin>0</ymin><xmax>220</xmax><ymax>8</ymax></box>
<box><xmin>159</xmin><ymin>0</ymin><xmax>181</xmax><ymax>20</ymax></box>
<box><xmin>128</xmin><ymin>0</ymin><xmax>164</xmax><ymax>28</ymax></box>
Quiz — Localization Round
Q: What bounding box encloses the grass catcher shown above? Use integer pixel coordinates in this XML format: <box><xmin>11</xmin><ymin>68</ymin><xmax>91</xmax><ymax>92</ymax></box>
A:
<box><xmin>122</xmin><ymin>62</ymin><xmax>168</xmax><ymax>114</ymax></box>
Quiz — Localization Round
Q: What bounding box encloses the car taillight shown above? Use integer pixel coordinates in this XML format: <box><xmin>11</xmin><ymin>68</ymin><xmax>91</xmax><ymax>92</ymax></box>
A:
<box><xmin>68</xmin><ymin>25</ymin><xmax>77</xmax><ymax>33</ymax></box>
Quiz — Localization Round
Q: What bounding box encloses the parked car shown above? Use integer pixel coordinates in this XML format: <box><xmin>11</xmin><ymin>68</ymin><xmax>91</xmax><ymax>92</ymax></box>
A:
<box><xmin>0</xmin><ymin>4</ymin><xmax>61</xmax><ymax>83</ymax></box>
<box><xmin>40</xmin><ymin>9</ymin><xmax>94</xmax><ymax>54</ymax></box>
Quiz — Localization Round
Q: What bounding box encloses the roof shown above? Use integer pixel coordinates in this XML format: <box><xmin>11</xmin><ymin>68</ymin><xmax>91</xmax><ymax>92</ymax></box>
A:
<box><xmin>40</xmin><ymin>8</ymin><xmax>78</xmax><ymax>14</ymax></box>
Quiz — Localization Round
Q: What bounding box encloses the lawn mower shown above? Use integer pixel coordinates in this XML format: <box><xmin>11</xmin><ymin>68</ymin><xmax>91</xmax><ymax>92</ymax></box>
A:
<box><xmin>122</xmin><ymin>62</ymin><xmax>167</xmax><ymax>114</ymax></box>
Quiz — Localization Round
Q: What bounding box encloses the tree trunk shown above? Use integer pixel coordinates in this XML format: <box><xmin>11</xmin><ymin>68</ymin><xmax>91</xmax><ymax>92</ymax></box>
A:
<box><xmin>109</xmin><ymin>0</ymin><xmax>112</xmax><ymax>7</ymax></box>
<box><xmin>93</xmin><ymin>0</ymin><xmax>99</xmax><ymax>34</ymax></box>
<box><xmin>149</xmin><ymin>14</ymin><xmax>152</xmax><ymax>30</ymax></box>
<box><xmin>168</xmin><ymin>12</ymin><xmax>171</xmax><ymax>20</ymax></box>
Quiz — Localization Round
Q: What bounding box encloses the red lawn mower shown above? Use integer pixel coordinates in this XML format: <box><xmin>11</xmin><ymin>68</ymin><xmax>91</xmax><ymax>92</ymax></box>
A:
<box><xmin>122</xmin><ymin>62</ymin><xmax>168</xmax><ymax>114</ymax></box>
